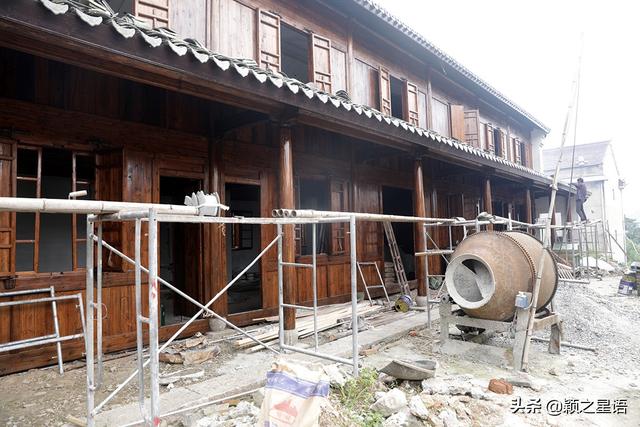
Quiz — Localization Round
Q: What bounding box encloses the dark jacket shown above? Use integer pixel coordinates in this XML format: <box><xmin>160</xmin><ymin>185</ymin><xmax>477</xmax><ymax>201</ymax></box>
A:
<box><xmin>575</xmin><ymin>182</ymin><xmax>588</xmax><ymax>201</ymax></box>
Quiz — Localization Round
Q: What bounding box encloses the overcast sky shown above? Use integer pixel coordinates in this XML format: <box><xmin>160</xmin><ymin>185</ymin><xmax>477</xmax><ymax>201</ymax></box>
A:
<box><xmin>376</xmin><ymin>0</ymin><xmax>640</xmax><ymax>219</ymax></box>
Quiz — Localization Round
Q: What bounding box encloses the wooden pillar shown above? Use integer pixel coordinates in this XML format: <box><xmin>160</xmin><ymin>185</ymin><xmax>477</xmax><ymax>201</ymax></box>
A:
<box><xmin>279</xmin><ymin>126</ymin><xmax>297</xmax><ymax>343</ymax></box>
<box><xmin>483</xmin><ymin>177</ymin><xmax>493</xmax><ymax>230</ymax></box>
<box><xmin>524</xmin><ymin>187</ymin><xmax>533</xmax><ymax>224</ymax></box>
<box><xmin>206</xmin><ymin>139</ymin><xmax>227</xmax><ymax>320</ymax></box>
<box><xmin>413</xmin><ymin>158</ymin><xmax>428</xmax><ymax>304</ymax></box>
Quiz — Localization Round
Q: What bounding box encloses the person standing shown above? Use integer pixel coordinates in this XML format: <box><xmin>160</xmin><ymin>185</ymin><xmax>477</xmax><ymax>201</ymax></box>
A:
<box><xmin>574</xmin><ymin>178</ymin><xmax>588</xmax><ymax>222</ymax></box>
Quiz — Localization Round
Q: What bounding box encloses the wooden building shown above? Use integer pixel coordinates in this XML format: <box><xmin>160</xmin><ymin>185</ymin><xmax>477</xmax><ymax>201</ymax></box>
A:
<box><xmin>0</xmin><ymin>0</ymin><xmax>569</xmax><ymax>373</ymax></box>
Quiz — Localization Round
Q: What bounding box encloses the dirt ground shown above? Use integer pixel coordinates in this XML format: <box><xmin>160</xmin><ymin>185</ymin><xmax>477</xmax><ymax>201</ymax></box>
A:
<box><xmin>1</xmin><ymin>275</ymin><xmax>638</xmax><ymax>426</ymax></box>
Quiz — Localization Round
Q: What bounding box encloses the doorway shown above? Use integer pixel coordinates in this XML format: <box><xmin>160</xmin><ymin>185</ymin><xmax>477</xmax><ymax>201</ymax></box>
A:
<box><xmin>225</xmin><ymin>183</ymin><xmax>262</xmax><ymax>314</ymax></box>
<box><xmin>159</xmin><ymin>176</ymin><xmax>203</xmax><ymax>326</ymax></box>
<box><xmin>381</xmin><ymin>186</ymin><xmax>415</xmax><ymax>280</ymax></box>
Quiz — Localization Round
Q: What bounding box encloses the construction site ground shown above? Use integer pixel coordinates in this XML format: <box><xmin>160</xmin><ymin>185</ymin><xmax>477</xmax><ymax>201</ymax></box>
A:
<box><xmin>1</xmin><ymin>275</ymin><xmax>639</xmax><ymax>426</ymax></box>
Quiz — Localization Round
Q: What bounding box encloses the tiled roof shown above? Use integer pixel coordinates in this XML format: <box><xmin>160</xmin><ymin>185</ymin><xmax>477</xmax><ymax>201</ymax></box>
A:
<box><xmin>350</xmin><ymin>0</ymin><xmax>550</xmax><ymax>133</ymax></box>
<box><xmin>31</xmin><ymin>0</ymin><xmax>548</xmax><ymax>180</ymax></box>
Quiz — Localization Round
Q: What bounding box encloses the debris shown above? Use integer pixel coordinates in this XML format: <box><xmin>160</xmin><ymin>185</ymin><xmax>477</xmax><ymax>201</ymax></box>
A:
<box><xmin>548</xmin><ymin>368</ymin><xmax>558</xmax><ymax>376</ymax></box>
<box><xmin>439</xmin><ymin>409</ymin><xmax>460</xmax><ymax>427</ymax></box>
<box><xmin>381</xmin><ymin>359</ymin><xmax>437</xmax><ymax>381</ymax></box>
<box><xmin>182</xmin><ymin>347</ymin><xmax>220</xmax><ymax>365</ymax></box>
<box><xmin>371</xmin><ymin>388</ymin><xmax>408</xmax><ymax>417</ymax></box>
<box><xmin>185</xmin><ymin>332</ymin><xmax>206</xmax><ymax>348</ymax></box>
<box><xmin>421</xmin><ymin>377</ymin><xmax>489</xmax><ymax>400</ymax></box>
<box><xmin>159</xmin><ymin>345</ymin><xmax>220</xmax><ymax>365</ymax></box>
<box><xmin>505</xmin><ymin>373</ymin><xmax>542</xmax><ymax>392</ymax></box>
<box><xmin>360</xmin><ymin>345</ymin><xmax>379</xmax><ymax>356</ymax></box>
<box><xmin>252</xmin><ymin>387</ymin><xmax>265</xmax><ymax>407</ymax></box>
<box><xmin>408</xmin><ymin>330</ymin><xmax>419</xmax><ymax>337</ymax></box>
<box><xmin>322</xmin><ymin>364</ymin><xmax>347</xmax><ymax>387</ymax></box>
<box><xmin>65</xmin><ymin>415</ymin><xmax>86</xmax><ymax>427</ymax></box>
<box><xmin>159</xmin><ymin>368</ymin><xmax>205</xmax><ymax>385</ymax></box>
<box><xmin>382</xmin><ymin>408</ymin><xmax>423</xmax><ymax>427</ymax></box>
<box><xmin>230</xmin><ymin>401</ymin><xmax>260</xmax><ymax>418</ymax></box>
<box><xmin>408</xmin><ymin>395</ymin><xmax>429</xmax><ymax>420</ymax></box>
<box><xmin>487</xmin><ymin>379</ymin><xmax>513</xmax><ymax>395</ymax></box>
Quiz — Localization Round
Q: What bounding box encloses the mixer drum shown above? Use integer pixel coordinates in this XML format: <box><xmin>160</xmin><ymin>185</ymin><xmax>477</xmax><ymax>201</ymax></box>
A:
<box><xmin>444</xmin><ymin>231</ymin><xmax>558</xmax><ymax>321</ymax></box>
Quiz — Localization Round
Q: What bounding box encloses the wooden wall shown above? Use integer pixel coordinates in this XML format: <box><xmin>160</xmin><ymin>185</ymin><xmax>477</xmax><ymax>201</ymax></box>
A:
<box><xmin>0</xmin><ymin>44</ymin><xmax>536</xmax><ymax>373</ymax></box>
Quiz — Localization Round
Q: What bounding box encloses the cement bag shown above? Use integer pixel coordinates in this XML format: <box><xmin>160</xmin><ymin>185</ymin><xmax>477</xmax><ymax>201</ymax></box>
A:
<box><xmin>259</xmin><ymin>358</ymin><xmax>330</xmax><ymax>427</ymax></box>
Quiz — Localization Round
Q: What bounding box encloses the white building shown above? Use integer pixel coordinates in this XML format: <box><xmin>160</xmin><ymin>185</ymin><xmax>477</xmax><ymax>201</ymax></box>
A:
<box><xmin>543</xmin><ymin>141</ymin><xmax>626</xmax><ymax>263</ymax></box>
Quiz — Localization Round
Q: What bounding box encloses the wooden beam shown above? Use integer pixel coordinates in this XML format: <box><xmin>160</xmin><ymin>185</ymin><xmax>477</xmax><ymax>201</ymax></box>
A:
<box><xmin>484</xmin><ymin>177</ymin><xmax>493</xmax><ymax>231</ymax></box>
<box><xmin>525</xmin><ymin>187</ymin><xmax>533</xmax><ymax>224</ymax></box>
<box><xmin>413</xmin><ymin>158</ymin><xmax>427</xmax><ymax>299</ymax></box>
<box><xmin>278</xmin><ymin>125</ymin><xmax>297</xmax><ymax>339</ymax></box>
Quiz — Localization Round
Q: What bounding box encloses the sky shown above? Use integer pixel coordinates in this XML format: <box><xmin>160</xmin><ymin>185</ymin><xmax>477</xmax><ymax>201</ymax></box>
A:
<box><xmin>375</xmin><ymin>0</ymin><xmax>640</xmax><ymax>219</ymax></box>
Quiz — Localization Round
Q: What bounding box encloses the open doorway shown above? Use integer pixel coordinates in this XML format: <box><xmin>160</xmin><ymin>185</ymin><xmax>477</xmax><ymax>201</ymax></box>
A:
<box><xmin>382</xmin><ymin>186</ymin><xmax>415</xmax><ymax>280</ymax></box>
<box><xmin>159</xmin><ymin>176</ymin><xmax>203</xmax><ymax>326</ymax></box>
<box><xmin>225</xmin><ymin>183</ymin><xmax>262</xmax><ymax>314</ymax></box>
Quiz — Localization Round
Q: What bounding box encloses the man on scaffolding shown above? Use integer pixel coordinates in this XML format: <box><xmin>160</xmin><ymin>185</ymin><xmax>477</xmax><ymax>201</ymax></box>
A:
<box><xmin>574</xmin><ymin>177</ymin><xmax>589</xmax><ymax>222</ymax></box>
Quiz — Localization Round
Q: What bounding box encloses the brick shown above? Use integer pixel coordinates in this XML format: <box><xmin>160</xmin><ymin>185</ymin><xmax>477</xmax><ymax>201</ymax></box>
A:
<box><xmin>488</xmin><ymin>378</ymin><xmax>513</xmax><ymax>394</ymax></box>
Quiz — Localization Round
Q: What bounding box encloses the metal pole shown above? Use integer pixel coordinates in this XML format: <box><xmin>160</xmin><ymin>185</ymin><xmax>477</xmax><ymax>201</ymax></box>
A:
<box><xmin>312</xmin><ymin>223</ymin><xmax>318</xmax><ymax>352</ymax></box>
<box><xmin>49</xmin><ymin>286</ymin><xmax>64</xmax><ymax>375</ymax></box>
<box><xmin>86</xmin><ymin>220</ymin><xmax>95</xmax><ymax>427</ymax></box>
<box><xmin>584</xmin><ymin>224</ymin><xmax>590</xmax><ymax>278</ymax></box>
<box><xmin>147</xmin><ymin>209</ymin><xmax>160</xmax><ymax>425</ymax></box>
<box><xmin>424</xmin><ymin>225</ymin><xmax>431</xmax><ymax>328</ymax></box>
<box><xmin>96</xmin><ymin>222</ymin><xmax>103</xmax><ymax>387</ymax></box>
<box><xmin>134</xmin><ymin>219</ymin><xmax>147</xmax><ymax>423</ymax></box>
<box><xmin>277</xmin><ymin>223</ymin><xmax>284</xmax><ymax>350</ymax></box>
<box><xmin>593</xmin><ymin>223</ymin><xmax>599</xmax><ymax>268</ymax></box>
<box><xmin>349</xmin><ymin>215</ymin><xmax>359</xmax><ymax>377</ymax></box>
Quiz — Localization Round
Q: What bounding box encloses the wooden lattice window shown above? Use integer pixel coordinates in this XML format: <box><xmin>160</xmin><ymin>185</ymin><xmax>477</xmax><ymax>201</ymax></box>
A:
<box><xmin>15</xmin><ymin>147</ymin><xmax>94</xmax><ymax>273</ymax></box>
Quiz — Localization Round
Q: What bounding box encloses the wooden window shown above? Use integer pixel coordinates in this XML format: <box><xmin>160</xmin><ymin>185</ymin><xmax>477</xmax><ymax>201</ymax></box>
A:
<box><xmin>213</xmin><ymin>0</ymin><xmax>256</xmax><ymax>59</ymax></box>
<box><xmin>258</xmin><ymin>10</ymin><xmax>281</xmax><ymax>71</ymax></box>
<box><xmin>417</xmin><ymin>90</ymin><xmax>428</xmax><ymax>129</ymax></box>
<box><xmin>330</xmin><ymin>180</ymin><xmax>350</xmax><ymax>255</ymax></box>
<box><xmin>378</xmin><ymin>66</ymin><xmax>391</xmax><ymax>116</ymax></box>
<box><xmin>518</xmin><ymin>140</ymin><xmax>526</xmax><ymax>165</ymax></box>
<box><xmin>0</xmin><ymin>138</ymin><xmax>15</xmax><ymax>278</ymax></box>
<box><xmin>311</xmin><ymin>34</ymin><xmax>332</xmax><ymax>93</ymax></box>
<box><xmin>405</xmin><ymin>81</ymin><xmax>420</xmax><ymax>126</ymax></box>
<box><xmin>500</xmin><ymin>130</ymin><xmax>508</xmax><ymax>159</ymax></box>
<box><xmin>463</xmin><ymin>110</ymin><xmax>480</xmax><ymax>147</ymax></box>
<box><xmin>352</xmin><ymin>59</ymin><xmax>376</xmax><ymax>107</ymax></box>
<box><xmin>486</xmin><ymin>123</ymin><xmax>495</xmax><ymax>152</ymax></box>
<box><xmin>15</xmin><ymin>147</ymin><xmax>94</xmax><ymax>273</ymax></box>
<box><xmin>432</xmin><ymin>98</ymin><xmax>450</xmax><ymax>137</ymax></box>
<box><xmin>134</xmin><ymin>0</ymin><xmax>169</xmax><ymax>28</ymax></box>
<box><xmin>450</xmin><ymin>105</ymin><xmax>465</xmax><ymax>141</ymax></box>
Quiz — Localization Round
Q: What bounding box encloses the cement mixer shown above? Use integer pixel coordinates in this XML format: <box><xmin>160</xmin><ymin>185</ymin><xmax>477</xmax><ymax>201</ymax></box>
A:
<box><xmin>444</xmin><ymin>231</ymin><xmax>558</xmax><ymax>321</ymax></box>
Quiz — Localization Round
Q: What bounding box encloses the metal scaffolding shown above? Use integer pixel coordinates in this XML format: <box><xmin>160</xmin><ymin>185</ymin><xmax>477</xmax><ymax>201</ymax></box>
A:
<box><xmin>0</xmin><ymin>196</ymin><xmax>615</xmax><ymax>426</ymax></box>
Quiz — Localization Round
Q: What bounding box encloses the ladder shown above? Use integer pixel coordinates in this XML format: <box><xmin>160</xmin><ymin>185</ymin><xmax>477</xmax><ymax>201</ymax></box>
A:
<box><xmin>356</xmin><ymin>261</ymin><xmax>391</xmax><ymax>305</ymax></box>
<box><xmin>383</xmin><ymin>221</ymin><xmax>411</xmax><ymax>297</ymax></box>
